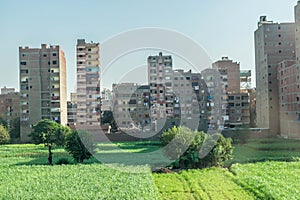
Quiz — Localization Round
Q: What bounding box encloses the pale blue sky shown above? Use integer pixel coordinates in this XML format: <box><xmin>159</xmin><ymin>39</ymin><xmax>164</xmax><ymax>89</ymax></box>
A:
<box><xmin>0</xmin><ymin>0</ymin><xmax>297</xmax><ymax>97</ymax></box>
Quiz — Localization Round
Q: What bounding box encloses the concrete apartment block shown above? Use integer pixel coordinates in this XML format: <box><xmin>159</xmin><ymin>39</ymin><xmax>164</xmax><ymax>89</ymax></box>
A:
<box><xmin>278</xmin><ymin>60</ymin><xmax>300</xmax><ymax>139</ymax></box>
<box><xmin>173</xmin><ymin>69</ymin><xmax>208</xmax><ymax>131</ymax></box>
<box><xmin>255</xmin><ymin>16</ymin><xmax>295</xmax><ymax>136</ymax></box>
<box><xmin>228</xmin><ymin>93</ymin><xmax>250</xmax><ymax>126</ymax></box>
<box><xmin>0</xmin><ymin>92</ymin><xmax>20</xmax><ymax>125</ymax></box>
<box><xmin>19</xmin><ymin>44</ymin><xmax>67</xmax><ymax>142</ymax></box>
<box><xmin>76</xmin><ymin>39</ymin><xmax>101</xmax><ymax>131</ymax></box>
<box><xmin>201</xmin><ymin>68</ymin><xmax>228</xmax><ymax>130</ymax></box>
<box><xmin>148</xmin><ymin>52</ymin><xmax>174</xmax><ymax>130</ymax></box>
<box><xmin>212</xmin><ymin>57</ymin><xmax>240</xmax><ymax>94</ymax></box>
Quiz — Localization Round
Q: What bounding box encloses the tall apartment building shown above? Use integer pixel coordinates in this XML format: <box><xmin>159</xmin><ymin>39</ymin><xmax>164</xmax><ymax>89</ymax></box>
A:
<box><xmin>112</xmin><ymin>83</ymin><xmax>139</xmax><ymax>129</ymax></box>
<box><xmin>19</xmin><ymin>44</ymin><xmax>67</xmax><ymax>142</ymax></box>
<box><xmin>278</xmin><ymin>60</ymin><xmax>300</xmax><ymax>139</ymax></box>
<box><xmin>295</xmin><ymin>1</ymin><xmax>300</xmax><ymax>61</ymax></box>
<box><xmin>0</xmin><ymin>92</ymin><xmax>20</xmax><ymax>125</ymax></box>
<box><xmin>76</xmin><ymin>39</ymin><xmax>101</xmax><ymax>129</ymax></box>
<box><xmin>173</xmin><ymin>69</ymin><xmax>208</xmax><ymax>131</ymax></box>
<box><xmin>1</xmin><ymin>87</ymin><xmax>16</xmax><ymax>95</ymax></box>
<box><xmin>255</xmin><ymin>16</ymin><xmax>296</xmax><ymax>135</ymax></box>
<box><xmin>148</xmin><ymin>52</ymin><xmax>174</xmax><ymax>130</ymax></box>
<box><xmin>201</xmin><ymin>68</ymin><xmax>228</xmax><ymax>130</ymax></box>
<box><xmin>212</xmin><ymin>57</ymin><xmax>240</xmax><ymax>94</ymax></box>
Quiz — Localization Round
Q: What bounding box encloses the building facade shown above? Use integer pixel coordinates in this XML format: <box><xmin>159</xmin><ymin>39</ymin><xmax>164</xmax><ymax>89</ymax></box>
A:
<box><xmin>228</xmin><ymin>93</ymin><xmax>250</xmax><ymax>126</ymax></box>
<box><xmin>112</xmin><ymin>83</ymin><xmax>139</xmax><ymax>129</ymax></box>
<box><xmin>0</xmin><ymin>92</ymin><xmax>20</xmax><ymax>125</ymax></box>
<box><xmin>173</xmin><ymin>69</ymin><xmax>208</xmax><ymax>131</ymax></box>
<box><xmin>148</xmin><ymin>52</ymin><xmax>174</xmax><ymax>130</ymax></box>
<box><xmin>76</xmin><ymin>39</ymin><xmax>101</xmax><ymax>129</ymax></box>
<box><xmin>1</xmin><ymin>87</ymin><xmax>16</xmax><ymax>95</ymax></box>
<box><xmin>201</xmin><ymin>68</ymin><xmax>228</xmax><ymax>130</ymax></box>
<box><xmin>278</xmin><ymin>60</ymin><xmax>300</xmax><ymax>139</ymax></box>
<box><xmin>254</xmin><ymin>16</ymin><xmax>296</xmax><ymax>135</ymax></box>
<box><xmin>212</xmin><ymin>57</ymin><xmax>240</xmax><ymax>94</ymax></box>
<box><xmin>19</xmin><ymin>44</ymin><xmax>67</xmax><ymax>142</ymax></box>
<box><xmin>101</xmin><ymin>88</ymin><xmax>113</xmax><ymax>111</ymax></box>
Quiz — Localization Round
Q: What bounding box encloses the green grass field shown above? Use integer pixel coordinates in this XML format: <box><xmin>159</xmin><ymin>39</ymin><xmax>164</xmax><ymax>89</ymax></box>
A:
<box><xmin>0</xmin><ymin>138</ymin><xmax>300</xmax><ymax>199</ymax></box>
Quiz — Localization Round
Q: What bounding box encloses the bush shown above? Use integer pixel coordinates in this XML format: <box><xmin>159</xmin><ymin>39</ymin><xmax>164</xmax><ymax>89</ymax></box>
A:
<box><xmin>56</xmin><ymin>158</ymin><xmax>71</xmax><ymax>165</ymax></box>
<box><xmin>65</xmin><ymin>130</ymin><xmax>95</xmax><ymax>163</ymax></box>
<box><xmin>0</xmin><ymin>125</ymin><xmax>10</xmax><ymax>144</ymax></box>
<box><xmin>161</xmin><ymin>126</ymin><xmax>233</xmax><ymax>169</ymax></box>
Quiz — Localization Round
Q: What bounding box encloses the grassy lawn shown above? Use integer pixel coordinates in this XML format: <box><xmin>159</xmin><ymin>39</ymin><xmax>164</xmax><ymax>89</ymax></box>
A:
<box><xmin>232</xmin><ymin>138</ymin><xmax>300</xmax><ymax>163</ymax></box>
<box><xmin>0</xmin><ymin>138</ymin><xmax>300</xmax><ymax>199</ymax></box>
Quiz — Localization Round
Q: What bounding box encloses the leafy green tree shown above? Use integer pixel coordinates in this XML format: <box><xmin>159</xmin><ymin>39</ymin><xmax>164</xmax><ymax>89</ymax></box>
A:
<box><xmin>29</xmin><ymin>119</ymin><xmax>71</xmax><ymax>165</ymax></box>
<box><xmin>0</xmin><ymin>117</ymin><xmax>8</xmax><ymax>129</ymax></box>
<box><xmin>161</xmin><ymin>126</ymin><xmax>233</xmax><ymax>169</ymax></box>
<box><xmin>101</xmin><ymin>111</ymin><xmax>117</xmax><ymax>131</ymax></box>
<box><xmin>0</xmin><ymin>124</ymin><xmax>10</xmax><ymax>144</ymax></box>
<box><xmin>65</xmin><ymin>130</ymin><xmax>95</xmax><ymax>163</ymax></box>
<box><xmin>9</xmin><ymin>118</ymin><xmax>20</xmax><ymax>139</ymax></box>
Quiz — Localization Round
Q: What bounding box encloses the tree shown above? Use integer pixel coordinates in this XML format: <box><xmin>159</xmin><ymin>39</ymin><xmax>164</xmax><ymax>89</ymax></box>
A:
<box><xmin>0</xmin><ymin>125</ymin><xmax>10</xmax><ymax>144</ymax></box>
<box><xmin>0</xmin><ymin>117</ymin><xmax>8</xmax><ymax>129</ymax></box>
<box><xmin>9</xmin><ymin>118</ymin><xmax>20</xmax><ymax>139</ymax></box>
<box><xmin>29</xmin><ymin>119</ymin><xmax>70</xmax><ymax>165</ymax></box>
<box><xmin>161</xmin><ymin>126</ymin><xmax>233</xmax><ymax>169</ymax></box>
<box><xmin>65</xmin><ymin>130</ymin><xmax>95</xmax><ymax>163</ymax></box>
<box><xmin>101</xmin><ymin>111</ymin><xmax>117</xmax><ymax>131</ymax></box>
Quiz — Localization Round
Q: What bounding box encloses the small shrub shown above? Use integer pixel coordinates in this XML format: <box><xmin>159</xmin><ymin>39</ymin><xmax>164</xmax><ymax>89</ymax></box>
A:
<box><xmin>0</xmin><ymin>125</ymin><xmax>10</xmax><ymax>144</ymax></box>
<box><xmin>56</xmin><ymin>158</ymin><xmax>71</xmax><ymax>165</ymax></box>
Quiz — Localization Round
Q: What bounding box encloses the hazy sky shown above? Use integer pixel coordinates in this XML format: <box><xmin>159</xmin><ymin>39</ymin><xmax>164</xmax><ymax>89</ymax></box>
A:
<box><xmin>0</xmin><ymin>0</ymin><xmax>297</xmax><ymax>97</ymax></box>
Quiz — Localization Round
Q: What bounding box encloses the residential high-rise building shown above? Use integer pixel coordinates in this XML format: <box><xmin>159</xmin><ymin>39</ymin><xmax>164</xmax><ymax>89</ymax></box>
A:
<box><xmin>254</xmin><ymin>16</ymin><xmax>296</xmax><ymax>135</ymax></box>
<box><xmin>173</xmin><ymin>69</ymin><xmax>208</xmax><ymax>131</ymax></box>
<box><xmin>19</xmin><ymin>44</ymin><xmax>67</xmax><ymax>142</ymax></box>
<box><xmin>212</xmin><ymin>57</ymin><xmax>240</xmax><ymax>94</ymax></box>
<box><xmin>148</xmin><ymin>52</ymin><xmax>173</xmax><ymax>130</ymax></box>
<box><xmin>1</xmin><ymin>87</ymin><xmax>16</xmax><ymax>95</ymax></box>
<box><xmin>201</xmin><ymin>68</ymin><xmax>228</xmax><ymax>130</ymax></box>
<box><xmin>277</xmin><ymin>60</ymin><xmax>300</xmax><ymax>139</ymax></box>
<box><xmin>76</xmin><ymin>39</ymin><xmax>101</xmax><ymax>129</ymax></box>
<box><xmin>294</xmin><ymin>1</ymin><xmax>300</xmax><ymax>61</ymax></box>
<box><xmin>112</xmin><ymin>83</ymin><xmax>139</xmax><ymax>129</ymax></box>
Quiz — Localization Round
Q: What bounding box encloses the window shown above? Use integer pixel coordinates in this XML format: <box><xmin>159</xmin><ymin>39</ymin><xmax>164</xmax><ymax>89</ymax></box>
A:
<box><xmin>52</xmin><ymin>60</ymin><xmax>57</xmax><ymax>65</ymax></box>
<box><xmin>278</xmin><ymin>34</ymin><xmax>281</xmax><ymax>37</ymax></box>
<box><xmin>43</xmin><ymin>54</ymin><xmax>47</xmax><ymax>57</ymax></box>
<box><xmin>279</xmin><ymin>50</ymin><xmax>282</xmax><ymax>54</ymax></box>
<box><xmin>20</xmin><ymin>62</ymin><xmax>27</xmax><ymax>65</ymax></box>
<box><xmin>88</xmin><ymin>48</ymin><xmax>91</xmax><ymax>51</ymax></box>
<box><xmin>52</xmin><ymin>53</ymin><xmax>57</xmax><ymax>56</ymax></box>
